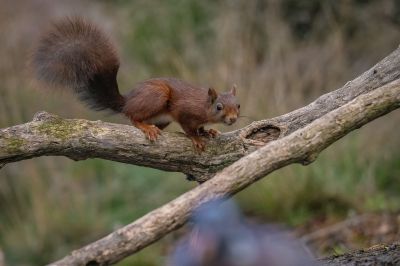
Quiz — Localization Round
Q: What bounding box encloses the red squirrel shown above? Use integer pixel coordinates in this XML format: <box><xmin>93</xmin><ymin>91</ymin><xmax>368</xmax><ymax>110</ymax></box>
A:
<box><xmin>31</xmin><ymin>17</ymin><xmax>240</xmax><ymax>151</ymax></box>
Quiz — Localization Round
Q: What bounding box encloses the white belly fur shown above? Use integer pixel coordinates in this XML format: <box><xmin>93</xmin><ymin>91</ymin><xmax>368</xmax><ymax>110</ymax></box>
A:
<box><xmin>145</xmin><ymin>114</ymin><xmax>174</xmax><ymax>125</ymax></box>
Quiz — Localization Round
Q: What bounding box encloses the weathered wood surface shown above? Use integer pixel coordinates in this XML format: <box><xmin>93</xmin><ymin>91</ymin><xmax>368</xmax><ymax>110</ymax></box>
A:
<box><xmin>49</xmin><ymin>77</ymin><xmax>400</xmax><ymax>265</ymax></box>
<box><xmin>2</xmin><ymin>47</ymin><xmax>400</xmax><ymax>181</ymax></box>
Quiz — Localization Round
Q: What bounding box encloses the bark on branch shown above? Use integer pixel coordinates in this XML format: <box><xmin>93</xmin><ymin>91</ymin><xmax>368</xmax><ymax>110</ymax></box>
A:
<box><xmin>49</xmin><ymin>76</ymin><xmax>400</xmax><ymax>265</ymax></box>
<box><xmin>320</xmin><ymin>243</ymin><xmax>400</xmax><ymax>266</ymax></box>
<box><xmin>1</xmin><ymin>47</ymin><xmax>400</xmax><ymax>181</ymax></box>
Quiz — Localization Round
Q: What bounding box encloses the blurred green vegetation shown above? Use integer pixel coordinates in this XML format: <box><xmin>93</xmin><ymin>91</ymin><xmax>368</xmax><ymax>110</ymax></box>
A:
<box><xmin>0</xmin><ymin>0</ymin><xmax>399</xmax><ymax>265</ymax></box>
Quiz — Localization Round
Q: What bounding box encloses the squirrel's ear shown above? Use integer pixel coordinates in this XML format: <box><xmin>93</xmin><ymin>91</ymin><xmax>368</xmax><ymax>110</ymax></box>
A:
<box><xmin>208</xmin><ymin>87</ymin><xmax>218</xmax><ymax>104</ymax></box>
<box><xmin>230</xmin><ymin>84</ymin><xmax>237</xmax><ymax>96</ymax></box>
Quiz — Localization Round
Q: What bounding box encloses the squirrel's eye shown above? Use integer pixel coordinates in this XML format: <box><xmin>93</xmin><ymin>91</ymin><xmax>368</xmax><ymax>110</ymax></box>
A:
<box><xmin>216</xmin><ymin>103</ymin><xmax>223</xmax><ymax>111</ymax></box>
<box><xmin>237</xmin><ymin>104</ymin><xmax>241</xmax><ymax>109</ymax></box>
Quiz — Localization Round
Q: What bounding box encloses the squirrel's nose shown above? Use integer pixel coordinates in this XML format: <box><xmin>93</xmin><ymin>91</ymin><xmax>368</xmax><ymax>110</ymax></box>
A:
<box><xmin>229</xmin><ymin>117</ymin><xmax>237</xmax><ymax>124</ymax></box>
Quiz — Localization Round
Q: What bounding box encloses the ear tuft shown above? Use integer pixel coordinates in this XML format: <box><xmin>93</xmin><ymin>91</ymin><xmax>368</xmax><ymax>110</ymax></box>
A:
<box><xmin>208</xmin><ymin>87</ymin><xmax>218</xmax><ymax>104</ymax></box>
<box><xmin>231</xmin><ymin>84</ymin><xmax>237</xmax><ymax>96</ymax></box>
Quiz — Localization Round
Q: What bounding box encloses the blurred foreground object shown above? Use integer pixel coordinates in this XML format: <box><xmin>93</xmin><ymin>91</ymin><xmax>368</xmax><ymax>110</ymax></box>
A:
<box><xmin>168</xmin><ymin>199</ymin><xmax>316</xmax><ymax>266</ymax></box>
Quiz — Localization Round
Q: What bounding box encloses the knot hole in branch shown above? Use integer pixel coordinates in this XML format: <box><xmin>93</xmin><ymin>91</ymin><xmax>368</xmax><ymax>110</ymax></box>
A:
<box><xmin>246</xmin><ymin>125</ymin><xmax>281</xmax><ymax>144</ymax></box>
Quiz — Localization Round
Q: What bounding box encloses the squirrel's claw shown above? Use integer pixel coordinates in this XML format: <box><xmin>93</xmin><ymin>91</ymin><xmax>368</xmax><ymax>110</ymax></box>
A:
<box><xmin>132</xmin><ymin>120</ymin><xmax>161</xmax><ymax>142</ymax></box>
<box><xmin>190</xmin><ymin>136</ymin><xmax>206</xmax><ymax>153</ymax></box>
<box><xmin>144</xmin><ymin>125</ymin><xmax>161</xmax><ymax>142</ymax></box>
<box><xmin>206</xmin><ymin>128</ymin><xmax>220</xmax><ymax>138</ymax></box>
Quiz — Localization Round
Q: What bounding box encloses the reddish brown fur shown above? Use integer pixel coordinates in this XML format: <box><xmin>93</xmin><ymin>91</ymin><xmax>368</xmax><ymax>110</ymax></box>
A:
<box><xmin>32</xmin><ymin>18</ymin><xmax>240</xmax><ymax>152</ymax></box>
<box><xmin>121</xmin><ymin>77</ymin><xmax>240</xmax><ymax>150</ymax></box>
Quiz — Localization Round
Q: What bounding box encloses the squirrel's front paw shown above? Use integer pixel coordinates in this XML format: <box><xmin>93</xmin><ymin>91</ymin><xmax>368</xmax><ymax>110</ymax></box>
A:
<box><xmin>198</xmin><ymin>128</ymin><xmax>220</xmax><ymax>138</ymax></box>
<box><xmin>206</xmin><ymin>128</ymin><xmax>220</xmax><ymax>138</ymax></box>
<box><xmin>190</xmin><ymin>136</ymin><xmax>206</xmax><ymax>153</ymax></box>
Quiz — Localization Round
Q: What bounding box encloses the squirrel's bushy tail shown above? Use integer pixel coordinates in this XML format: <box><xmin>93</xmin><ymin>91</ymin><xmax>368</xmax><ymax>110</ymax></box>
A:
<box><xmin>32</xmin><ymin>17</ymin><xmax>125</xmax><ymax>112</ymax></box>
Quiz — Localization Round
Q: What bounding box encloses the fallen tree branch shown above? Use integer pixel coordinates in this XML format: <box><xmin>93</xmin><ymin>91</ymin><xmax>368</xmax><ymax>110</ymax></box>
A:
<box><xmin>49</xmin><ymin>76</ymin><xmax>400</xmax><ymax>265</ymax></box>
<box><xmin>2</xmin><ymin>47</ymin><xmax>400</xmax><ymax>181</ymax></box>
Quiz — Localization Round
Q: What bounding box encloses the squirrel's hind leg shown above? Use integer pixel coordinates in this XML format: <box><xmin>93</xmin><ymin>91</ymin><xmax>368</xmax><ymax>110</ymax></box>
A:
<box><xmin>131</xmin><ymin>120</ymin><xmax>161</xmax><ymax>141</ymax></box>
<box><xmin>124</xmin><ymin>85</ymin><xmax>170</xmax><ymax>141</ymax></box>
